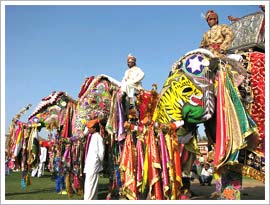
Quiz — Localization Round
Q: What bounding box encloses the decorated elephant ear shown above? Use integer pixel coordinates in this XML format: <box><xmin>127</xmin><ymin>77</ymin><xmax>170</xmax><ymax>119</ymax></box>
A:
<box><xmin>209</xmin><ymin>58</ymin><xmax>219</xmax><ymax>72</ymax></box>
<box><xmin>207</xmin><ymin>57</ymin><xmax>220</xmax><ymax>79</ymax></box>
<box><xmin>78</xmin><ymin>76</ymin><xmax>95</xmax><ymax>98</ymax></box>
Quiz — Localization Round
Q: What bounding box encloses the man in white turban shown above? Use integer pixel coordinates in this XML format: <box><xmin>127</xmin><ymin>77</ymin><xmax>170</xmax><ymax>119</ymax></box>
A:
<box><xmin>120</xmin><ymin>54</ymin><xmax>144</xmax><ymax>99</ymax></box>
<box><xmin>120</xmin><ymin>54</ymin><xmax>144</xmax><ymax>118</ymax></box>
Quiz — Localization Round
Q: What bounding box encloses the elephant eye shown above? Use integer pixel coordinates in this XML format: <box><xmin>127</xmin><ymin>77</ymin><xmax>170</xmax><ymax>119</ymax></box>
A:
<box><xmin>182</xmin><ymin>87</ymin><xmax>192</xmax><ymax>93</ymax></box>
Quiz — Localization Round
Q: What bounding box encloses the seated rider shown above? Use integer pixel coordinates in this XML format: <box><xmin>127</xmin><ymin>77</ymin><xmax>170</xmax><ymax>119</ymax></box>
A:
<box><xmin>201</xmin><ymin>9</ymin><xmax>250</xmax><ymax>88</ymax></box>
<box><xmin>200</xmin><ymin>10</ymin><xmax>234</xmax><ymax>57</ymax></box>
<box><xmin>120</xmin><ymin>54</ymin><xmax>144</xmax><ymax>120</ymax></box>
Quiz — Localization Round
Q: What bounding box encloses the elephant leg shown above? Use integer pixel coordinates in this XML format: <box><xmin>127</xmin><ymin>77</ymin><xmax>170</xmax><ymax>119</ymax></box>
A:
<box><xmin>181</xmin><ymin>151</ymin><xmax>196</xmax><ymax>199</ymax></box>
<box><xmin>220</xmin><ymin>169</ymin><xmax>242</xmax><ymax>200</ymax></box>
<box><xmin>204</xmin><ymin>114</ymin><xmax>216</xmax><ymax>150</ymax></box>
<box><xmin>180</xmin><ymin>176</ymin><xmax>191</xmax><ymax>198</ymax></box>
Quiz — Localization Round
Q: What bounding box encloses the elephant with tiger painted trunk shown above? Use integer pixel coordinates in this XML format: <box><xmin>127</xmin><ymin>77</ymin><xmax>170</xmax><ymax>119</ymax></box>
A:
<box><xmin>151</xmin><ymin>48</ymin><xmax>265</xmax><ymax>199</ymax></box>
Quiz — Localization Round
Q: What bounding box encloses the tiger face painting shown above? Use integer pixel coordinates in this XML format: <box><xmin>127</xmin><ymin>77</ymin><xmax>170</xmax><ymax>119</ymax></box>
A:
<box><xmin>152</xmin><ymin>51</ymin><xmax>216</xmax><ymax>124</ymax></box>
<box><xmin>152</xmin><ymin>70</ymin><xmax>205</xmax><ymax>123</ymax></box>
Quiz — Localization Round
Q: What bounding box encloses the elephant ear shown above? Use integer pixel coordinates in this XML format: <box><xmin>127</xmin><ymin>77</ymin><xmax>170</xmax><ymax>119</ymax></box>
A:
<box><xmin>209</xmin><ymin>58</ymin><xmax>219</xmax><ymax>73</ymax></box>
<box><xmin>208</xmin><ymin>57</ymin><xmax>219</xmax><ymax>80</ymax></box>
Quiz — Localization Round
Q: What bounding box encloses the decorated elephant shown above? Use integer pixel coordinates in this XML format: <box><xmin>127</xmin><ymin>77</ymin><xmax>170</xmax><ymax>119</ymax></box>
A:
<box><xmin>151</xmin><ymin>47</ymin><xmax>264</xmax><ymax>199</ymax></box>
<box><xmin>6</xmin><ymin>104</ymin><xmax>32</xmax><ymax>173</ymax></box>
<box><xmin>128</xmin><ymin>11</ymin><xmax>265</xmax><ymax>200</ymax></box>
<box><xmin>6</xmin><ymin>91</ymin><xmax>78</xmax><ymax>192</ymax></box>
<box><xmin>22</xmin><ymin>76</ymin><xmax>121</xmax><ymax>196</ymax></box>
<box><xmin>74</xmin><ymin>74</ymin><xmax>160</xmax><ymax>199</ymax></box>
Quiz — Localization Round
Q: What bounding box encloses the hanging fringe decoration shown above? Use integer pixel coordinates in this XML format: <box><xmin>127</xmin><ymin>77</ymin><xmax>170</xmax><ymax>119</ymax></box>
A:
<box><xmin>119</xmin><ymin>133</ymin><xmax>137</xmax><ymax>200</ymax></box>
<box><xmin>214</xmin><ymin>69</ymin><xmax>227</xmax><ymax>168</ymax></box>
<box><xmin>65</xmin><ymin>172</ymin><xmax>72</xmax><ymax>198</ymax></box>
<box><xmin>159</xmin><ymin>130</ymin><xmax>169</xmax><ymax>199</ymax></box>
<box><xmin>147</xmin><ymin>126</ymin><xmax>162</xmax><ymax>200</ymax></box>
<box><xmin>61</xmin><ymin>103</ymin><xmax>72</xmax><ymax>138</ymax></box>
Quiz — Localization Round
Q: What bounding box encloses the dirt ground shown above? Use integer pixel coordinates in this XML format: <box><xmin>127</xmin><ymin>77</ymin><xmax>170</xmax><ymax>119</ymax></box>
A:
<box><xmin>189</xmin><ymin>177</ymin><xmax>265</xmax><ymax>200</ymax></box>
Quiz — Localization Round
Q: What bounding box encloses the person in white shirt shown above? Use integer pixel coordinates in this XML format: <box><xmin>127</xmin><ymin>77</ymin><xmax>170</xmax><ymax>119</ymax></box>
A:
<box><xmin>37</xmin><ymin>143</ymin><xmax>47</xmax><ymax>177</ymax></box>
<box><xmin>200</xmin><ymin>163</ymin><xmax>213</xmax><ymax>186</ymax></box>
<box><xmin>83</xmin><ymin>119</ymin><xmax>105</xmax><ymax>200</ymax></box>
<box><xmin>121</xmin><ymin>54</ymin><xmax>144</xmax><ymax>99</ymax></box>
<box><xmin>120</xmin><ymin>54</ymin><xmax>144</xmax><ymax>119</ymax></box>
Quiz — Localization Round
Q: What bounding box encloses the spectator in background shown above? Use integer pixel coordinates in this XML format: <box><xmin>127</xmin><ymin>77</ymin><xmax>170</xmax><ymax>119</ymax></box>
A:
<box><xmin>38</xmin><ymin>141</ymin><xmax>47</xmax><ymax>177</ymax></box>
<box><xmin>54</xmin><ymin>148</ymin><xmax>67</xmax><ymax>195</ymax></box>
<box><xmin>199</xmin><ymin>154</ymin><xmax>205</xmax><ymax>166</ymax></box>
<box><xmin>191</xmin><ymin>158</ymin><xmax>203</xmax><ymax>184</ymax></box>
<box><xmin>200</xmin><ymin>163</ymin><xmax>213</xmax><ymax>186</ymax></box>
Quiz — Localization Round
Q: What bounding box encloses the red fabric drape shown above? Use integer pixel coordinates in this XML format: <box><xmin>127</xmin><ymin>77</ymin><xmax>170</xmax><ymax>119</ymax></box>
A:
<box><xmin>214</xmin><ymin>71</ymin><xmax>227</xmax><ymax>167</ymax></box>
<box><xmin>147</xmin><ymin>127</ymin><xmax>162</xmax><ymax>200</ymax></box>
<box><xmin>119</xmin><ymin>133</ymin><xmax>137</xmax><ymax>199</ymax></box>
<box><xmin>249</xmin><ymin>52</ymin><xmax>265</xmax><ymax>154</ymax></box>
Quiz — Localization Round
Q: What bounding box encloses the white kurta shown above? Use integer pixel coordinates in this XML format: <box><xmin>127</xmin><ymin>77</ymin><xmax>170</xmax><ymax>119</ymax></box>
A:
<box><xmin>121</xmin><ymin>66</ymin><xmax>144</xmax><ymax>98</ymax></box>
<box><xmin>38</xmin><ymin>147</ymin><xmax>47</xmax><ymax>177</ymax></box>
<box><xmin>83</xmin><ymin>132</ymin><xmax>105</xmax><ymax>200</ymax></box>
<box><xmin>201</xmin><ymin>167</ymin><xmax>213</xmax><ymax>176</ymax></box>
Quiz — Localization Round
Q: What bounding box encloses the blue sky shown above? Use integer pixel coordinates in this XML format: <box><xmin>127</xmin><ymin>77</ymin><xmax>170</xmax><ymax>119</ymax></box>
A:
<box><xmin>3</xmin><ymin>2</ymin><xmax>266</xmax><ymax>135</ymax></box>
